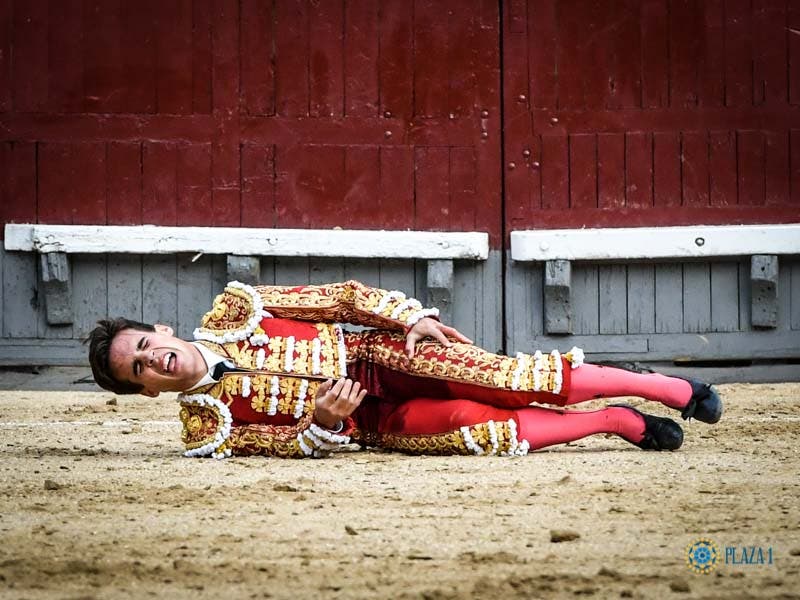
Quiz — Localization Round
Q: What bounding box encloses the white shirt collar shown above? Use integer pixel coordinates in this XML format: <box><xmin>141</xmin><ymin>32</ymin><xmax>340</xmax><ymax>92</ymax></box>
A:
<box><xmin>187</xmin><ymin>342</ymin><xmax>227</xmax><ymax>390</ymax></box>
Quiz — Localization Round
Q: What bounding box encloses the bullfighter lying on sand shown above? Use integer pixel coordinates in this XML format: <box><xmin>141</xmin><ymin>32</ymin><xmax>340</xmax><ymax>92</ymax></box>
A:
<box><xmin>88</xmin><ymin>281</ymin><xmax>722</xmax><ymax>459</ymax></box>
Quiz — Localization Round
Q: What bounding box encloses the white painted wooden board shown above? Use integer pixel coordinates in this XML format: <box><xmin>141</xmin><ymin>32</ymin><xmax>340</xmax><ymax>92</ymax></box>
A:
<box><xmin>511</xmin><ymin>224</ymin><xmax>800</xmax><ymax>261</ymax></box>
<box><xmin>4</xmin><ymin>224</ymin><xmax>489</xmax><ymax>260</ymax></box>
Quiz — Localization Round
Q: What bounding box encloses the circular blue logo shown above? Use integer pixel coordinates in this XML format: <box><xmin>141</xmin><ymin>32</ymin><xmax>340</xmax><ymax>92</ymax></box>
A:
<box><xmin>685</xmin><ymin>538</ymin><xmax>720</xmax><ymax>574</ymax></box>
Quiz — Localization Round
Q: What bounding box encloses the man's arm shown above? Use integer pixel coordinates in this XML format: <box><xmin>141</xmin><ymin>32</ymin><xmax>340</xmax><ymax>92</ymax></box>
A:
<box><xmin>255</xmin><ymin>280</ymin><xmax>440</xmax><ymax>330</ymax></box>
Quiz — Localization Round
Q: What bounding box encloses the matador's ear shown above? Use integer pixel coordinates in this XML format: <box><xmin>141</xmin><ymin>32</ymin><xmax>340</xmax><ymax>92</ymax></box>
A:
<box><xmin>154</xmin><ymin>324</ymin><xmax>175</xmax><ymax>336</ymax></box>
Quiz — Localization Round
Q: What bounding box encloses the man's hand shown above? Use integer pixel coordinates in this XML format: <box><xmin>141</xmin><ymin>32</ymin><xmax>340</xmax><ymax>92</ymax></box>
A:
<box><xmin>405</xmin><ymin>317</ymin><xmax>473</xmax><ymax>359</ymax></box>
<box><xmin>313</xmin><ymin>378</ymin><xmax>368</xmax><ymax>429</ymax></box>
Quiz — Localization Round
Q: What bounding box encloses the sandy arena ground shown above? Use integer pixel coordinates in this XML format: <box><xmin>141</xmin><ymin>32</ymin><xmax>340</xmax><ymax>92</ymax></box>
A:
<box><xmin>0</xmin><ymin>381</ymin><xmax>799</xmax><ymax>599</ymax></box>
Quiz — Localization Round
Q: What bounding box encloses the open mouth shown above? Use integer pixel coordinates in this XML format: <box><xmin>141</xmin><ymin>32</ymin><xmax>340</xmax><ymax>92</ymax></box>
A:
<box><xmin>162</xmin><ymin>352</ymin><xmax>176</xmax><ymax>374</ymax></box>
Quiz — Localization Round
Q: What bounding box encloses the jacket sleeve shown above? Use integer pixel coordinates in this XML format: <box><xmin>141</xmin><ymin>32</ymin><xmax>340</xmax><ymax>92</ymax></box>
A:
<box><xmin>178</xmin><ymin>393</ymin><xmax>353</xmax><ymax>459</ymax></box>
<box><xmin>255</xmin><ymin>280</ymin><xmax>440</xmax><ymax>330</ymax></box>
<box><xmin>227</xmin><ymin>415</ymin><xmax>355</xmax><ymax>458</ymax></box>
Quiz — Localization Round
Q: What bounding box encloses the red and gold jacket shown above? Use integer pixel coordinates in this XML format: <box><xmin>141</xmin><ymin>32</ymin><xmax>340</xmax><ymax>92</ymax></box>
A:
<box><xmin>178</xmin><ymin>280</ymin><xmax>443</xmax><ymax>459</ymax></box>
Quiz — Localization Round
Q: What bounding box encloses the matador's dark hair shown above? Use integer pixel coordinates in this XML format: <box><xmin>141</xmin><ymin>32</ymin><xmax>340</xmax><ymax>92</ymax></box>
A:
<box><xmin>86</xmin><ymin>318</ymin><xmax>156</xmax><ymax>395</ymax></box>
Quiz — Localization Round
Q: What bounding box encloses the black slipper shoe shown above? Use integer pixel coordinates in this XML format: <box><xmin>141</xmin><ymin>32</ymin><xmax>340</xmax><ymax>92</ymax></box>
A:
<box><xmin>610</xmin><ymin>403</ymin><xmax>684</xmax><ymax>451</ymax></box>
<box><xmin>678</xmin><ymin>378</ymin><xmax>723</xmax><ymax>424</ymax></box>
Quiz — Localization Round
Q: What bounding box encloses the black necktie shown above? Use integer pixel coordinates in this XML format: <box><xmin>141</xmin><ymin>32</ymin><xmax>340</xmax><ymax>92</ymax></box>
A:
<box><xmin>211</xmin><ymin>360</ymin><xmax>238</xmax><ymax>381</ymax></box>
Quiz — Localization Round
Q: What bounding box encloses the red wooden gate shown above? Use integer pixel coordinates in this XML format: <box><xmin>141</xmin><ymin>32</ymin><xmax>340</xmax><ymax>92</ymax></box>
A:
<box><xmin>2</xmin><ymin>1</ymin><xmax>799</xmax><ymax>258</ymax></box>
<box><xmin>1</xmin><ymin>0</ymin><xmax>502</xmax><ymax>248</ymax></box>
<box><xmin>503</xmin><ymin>0</ymin><xmax>800</xmax><ymax>233</ymax></box>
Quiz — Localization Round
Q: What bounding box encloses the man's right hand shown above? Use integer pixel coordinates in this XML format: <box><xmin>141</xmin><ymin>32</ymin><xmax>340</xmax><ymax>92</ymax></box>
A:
<box><xmin>313</xmin><ymin>378</ymin><xmax>367</xmax><ymax>429</ymax></box>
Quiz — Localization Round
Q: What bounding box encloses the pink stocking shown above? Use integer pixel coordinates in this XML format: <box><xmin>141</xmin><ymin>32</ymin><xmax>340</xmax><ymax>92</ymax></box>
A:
<box><xmin>568</xmin><ymin>364</ymin><xmax>692</xmax><ymax>409</ymax></box>
<box><xmin>516</xmin><ymin>405</ymin><xmax>645</xmax><ymax>451</ymax></box>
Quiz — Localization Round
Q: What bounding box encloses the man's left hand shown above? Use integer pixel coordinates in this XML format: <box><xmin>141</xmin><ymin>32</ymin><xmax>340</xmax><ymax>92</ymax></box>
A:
<box><xmin>405</xmin><ymin>317</ymin><xmax>473</xmax><ymax>359</ymax></box>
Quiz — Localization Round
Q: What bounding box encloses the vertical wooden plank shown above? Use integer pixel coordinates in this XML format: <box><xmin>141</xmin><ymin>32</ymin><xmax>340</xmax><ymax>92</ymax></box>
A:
<box><xmin>554</xmin><ymin>0</ymin><xmax>584</xmax><ymax>109</ymax></box>
<box><xmin>725</xmin><ymin>0</ymin><xmax>754</xmax><ymax>106</ymax></box>
<box><xmin>572</xmin><ymin>265</ymin><xmax>599</xmax><ymax>335</ymax></box>
<box><xmin>48</xmin><ymin>0</ymin><xmax>83</xmax><ymax>112</ymax></box>
<box><xmin>3</xmin><ymin>252</ymin><xmax>37</xmax><ymax>337</ymax></box>
<box><xmin>176</xmin><ymin>143</ymin><xmax>213</xmax><ymax>226</ymax></box>
<box><xmin>682</xmin><ymin>263</ymin><xmax>711</xmax><ymax>333</ymax></box>
<box><xmin>379</xmin><ymin>146</ymin><xmax>415</xmax><ymax>229</ymax></box>
<box><xmin>569</xmin><ymin>134</ymin><xmax>597</xmax><ymax>209</ymax></box>
<box><xmin>142</xmin><ymin>142</ymin><xmax>178</xmax><ymax>225</ymax></box>
<box><xmin>35</xmin><ymin>256</ymin><xmax>73</xmax><ymax>340</ymax></box>
<box><xmin>504</xmin><ymin>0</ymin><xmax>533</xmax><ymax>223</ymax></box>
<box><xmin>344</xmin><ymin>258</ymin><xmax>380</xmax><ymax>288</ymax></box>
<box><xmin>653</xmin><ymin>132</ymin><xmax>681</xmax><ymax>207</ymax></box>
<box><xmin>698</xmin><ymin>0</ymin><xmax>725</xmax><ymax>107</ymax></box>
<box><xmin>119</xmin><ymin>0</ymin><xmax>156</xmax><ymax>113</ymax></box>
<box><xmin>155</xmin><ymin>0</ymin><xmax>193</xmax><ymax>114</ymax></box>
<box><xmin>414</xmin><ymin>0</ymin><xmax>448</xmax><ymax>117</ymax></box>
<box><xmin>379</xmin><ymin>259</ymin><xmax>416</xmax><ymax>297</ymax></box>
<box><xmin>641</xmin><ymin>0</ymin><xmax>668</xmax><ymax>108</ymax></box>
<box><xmin>276</xmin><ymin>144</ymin><xmax>344</xmax><ymax>228</ymax></box>
<box><xmin>738</xmin><ymin>256</ymin><xmax>751</xmax><ymax>330</ymax></box>
<box><xmin>310</xmin><ymin>258</ymin><xmax>345</xmax><ymax>285</ymax></box>
<box><xmin>792</xmin><ymin>131</ymin><xmax>800</xmax><ymax>205</ymax></box>
<box><xmin>3</xmin><ymin>142</ymin><xmax>38</xmax><ymax>225</ymax></box>
<box><xmin>83</xmin><ymin>0</ymin><xmax>123</xmax><ymax>113</ymax></box>
<box><xmin>709</xmin><ymin>131</ymin><xmax>737</xmax><ymax>206</ymax></box>
<box><xmin>106</xmin><ymin>142</ymin><xmax>143</xmax><ymax>225</ymax></box>
<box><xmin>582</xmin><ymin>0</ymin><xmax>611</xmax><ymax>110</ymax></box>
<box><xmin>597</xmin><ymin>134</ymin><xmax>625</xmax><ymax>209</ymax></box>
<box><xmin>710</xmin><ymin>262</ymin><xmax>740</xmax><ymax>332</ymax></box>
<box><xmin>737</xmin><ymin>131</ymin><xmax>766</xmax><ymax>205</ymax></box>
<box><xmin>477</xmin><ymin>252</ymin><xmax>503</xmax><ymax>353</ymax></box>
<box><xmin>752</xmin><ymin>0</ymin><xmax>787</xmax><ymax>106</ymax></box>
<box><xmin>627</xmin><ymin>264</ymin><xmax>655</xmax><ymax>334</ymax></box>
<box><xmin>669</xmin><ymin>0</ymin><xmax>700</xmax><ymax>107</ymax></box>
<box><xmin>777</xmin><ymin>257</ymin><xmax>791</xmax><ymax>331</ymax></box>
<box><xmin>275</xmin><ymin>257</ymin><xmax>310</xmax><ymax>286</ymax></box>
<box><xmin>474</xmin><ymin>0</ymin><xmax>501</xmax><ymax>249</ymax></box>
<box><xmin>275</xmin><ymin>0</ymin><xmax>309</xmax><ymax>116</ymax></box>
<box><xmin>414</xmin><ymin>147</ymin><xmax>450</xmax><ymax>230</ymax></box>
<box><xmin>241</xmin><ymin>144</ymin><xmax>275</xmax><ymax>228</ymax></box>
<box><xmin>0</xmin><ymin>0</ymin><xmax>11</xmax><ymax>111</ymax></box>
<box><xmin>12</xmin><ymin>0</ymin><xmax>47</xmax><ymax>111</ymax></box>
<box><xmin>528</xmin><ymin>0</ymin><xmax>556</xmax><ymax>108</ymax></box>
<box><xmin>655</xmin><ymin>264</ymin><xmax>683</xmax><ymax>333</ymax></box>
<box><xmin>541</xmin><ymin>136</ymin><xmax>569</xmax><ymax>210</ymax></box>
<box><xmin>72</xmin><ymin>143</ymin><xmax>107</xmax><ymax>225</ymax></box>
<box><xmin>625</xmin><ymin>132</ymin><xmax>653</xmax><ymax>208</ymax></box>
<box><xmin>344</xmin><ymin>1</ymin><xmax>377</xmax><ymax>117</ymax></box>
<box><xmin>449</xmin><ymin>147</ymin><xmax>477</xmax><ymax>231</ymax></box>
<box><xmin>39</xmin><ymin>143</ymin><xmax>106</xmax><ymax>225</ymax></box>
<box><xmin>681</xmin><ymin>131</ymin><xmax>710</xmax><ymax>206</ymax></box>
<box><xmin>607</xmin><ymin>0</ymin><xmax>641</xmax><ymax>108</ymax></box>
<box><xmin>791</xmin><ymin>261</ymin><xmax>800</xmax><ymax>330</ymax></box>
<box><xmin>142</xmin><ymin>255</ymin><xmax>177</xmax><ymax>327</ymax></box>
<box><xmin>344</xmin><ymin>147</ymin><xmax>380</xmax><ymax>228</ymax></box>
<box><xmin>505</xmin><ymin>259</ymin><xmax>543</xmax><ymax>352</ymax></box>
<box><xmin>239</xmin><ymin>0</ymin><xmax>273</xmax><ymax>115</ymax></box>
<box><xmin>177</xmin><ymin>254</ymin><xmax>212</xmax><ymax>339</ymax></box>
<box><xmin>379</xmin><ymin>0</ymin><xmax>413</xmax><ymax>118</ymax></box>
<box><xmin>452</xmin><ymin>260</ymin><xmax>478</xmax><ymax>345</ymax></box>
<box><xmin>192</xmin><ymin>0</ymin><xmax>212</xmax><ymax>114</ymax></box>
<box><xmin>107</xmin><ymin>255</ymin><xmax>143</xmax><ymax>321</ymax></box>
<box><xmin>790</xmin><ymin>2</ymin><xmax>800</xmax><ymax>105</ymax></box>
<box><xmin>446</xmin><ymin>2</ymin><xmax>476</xmax><ymax>117</ymax></box>
<box><xmin>309</xmin><ymin>0</ymin><xmax>344</xmax><ymax>117</ymax></box>
<box><xmin>71</xmin><ymin>255</ymin><xmax>107</xmax><ymax>338</ymax></box>
<box><xmin>765</xmin><ymin>132</ymin><xmax>790</xmax><ymax>205</ymax></box>
<box><xmin>598</xmin><ymin>265</ymin><xmax>627</xmax><ymax>334</ymax></box>
<box><xmin>211</xmin><ymin>0</ymin><xmax>241</xmax><ymax>227</ymax></box>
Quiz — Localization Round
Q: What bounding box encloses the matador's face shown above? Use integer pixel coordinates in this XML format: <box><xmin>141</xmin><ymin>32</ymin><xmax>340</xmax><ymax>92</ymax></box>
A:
<box><xmin>108</xmin><ymin>325</ymin><xmax>207</xmax><ymax>397</ymax></box>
